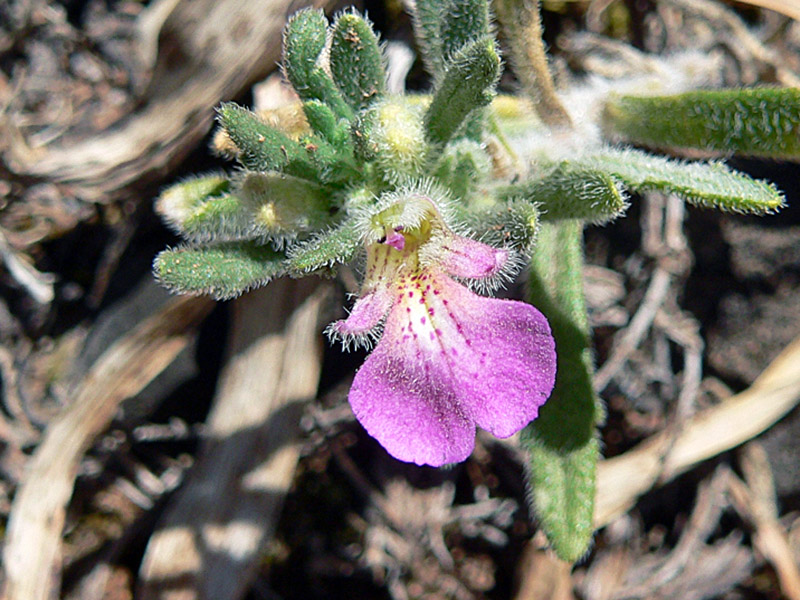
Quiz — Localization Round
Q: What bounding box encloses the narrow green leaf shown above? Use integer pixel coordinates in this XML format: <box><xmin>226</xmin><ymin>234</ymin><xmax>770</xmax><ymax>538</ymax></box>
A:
<box><xmin>434</xmin><ymin>0</ymin><xmax>493</xmax><ymax>144</ymax></box>
<box><xmin>522</xmin><ymin>221</ymin><xmax>602</xmax><ymax>563</ymax></box>
<box><xmin>154</xmin><ymin>243</ymin><xmax>286</xmax><ymax>300</ymax></box>
<box><xmin>467</xmin><ymin>198</ymin><xmax>540</xmax><ymax>252</ymax></box>
<box><xmin>155</xmin><ymin>174</ymin><xmax>230</xmax><ymax>235</ymax></box>
<box><xmin>351</xmin><ymin>108</ymin><xmax>380</xmax><ymax>162</ymax></box>
<box><xmin>283</xmin><ymin>8</ymin><xmax>326</xmax><ymax>68</ymax></box>
<box><xmin>573</xmin><ymin>148</ymin><xmax>784</xmax><ymax>214</ymax></box>
<box><xmin>439</xmin><ymin>0</ymin><xmax>490</xmax><ymax>61</ymax></box>
<box><xmin>297</xmin><ymin>133</ymin><xmax>361</xmax><ymax>185</ymax></box>
<box><xmin>602</xmin><ymin>88</ymin><xmax>800</xmax><ymax>160</ymax></box>
<box><xmin>424</xmin><ymin>37</ymin><xmax>500</xmax><ymax>147</ymax></box>
<box><xmin>412</xmin><ymin>0</ymin><xmax>445</xmax><ymax>78</ymax></box>
<box><xmin>330</xmin><ymin>12</ymin><xmax>386</xmax><ymax>110</ymax></box>
<box><xmin>283</xmin><ymin>8</ymin><xmax>353</xmax><ymax>120</ymax></box>
<box><xmin>178</xmin><ymin>172</ymin><xmax>334</xmax><ymax>245</ymax></box>
<box><xmin>238</xmin><ymin>172</ymin><xmax>333</xmax><ymax>242</ymax></box>
<box><xmin>285</xmin><ymin>220</ymin><xmax>361</xmax><ymax>275</ymax></box>
<box><xmin>218</xmin><ymin>103</ymin><xmax>359</xmax><ymax>185</ymax></box>
<box><xmin>181</xmin><ymin>193</ymin><xmax>253</xmax><ymax>242</ymax></box>
<box><xmin>303</xmin><ymin>100</ymin><xmax>350</xmax><ymax>147</ymax></box>
<box><xmin>497</xmin><ymin>163</ymin><xmax>629</xmax><ymax>223</ymax></box>
<box><xmin>439</xmin><ymin>0</ymin><xmax>491</xmax><ymax>141</ymax></box>
<box><xmin>216</xmin><ymin>103</ymin><xmax>315</xmax><ymax>179</ymax></box>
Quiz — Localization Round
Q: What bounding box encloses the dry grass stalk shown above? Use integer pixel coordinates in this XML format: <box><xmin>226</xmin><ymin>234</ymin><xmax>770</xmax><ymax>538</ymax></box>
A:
<box><xmin>664</xmin><ymin>0</ymin><xmax>800</xmax><ymax>86</ymax></box>
<box><xmin>595</xmin><ymin>333</ymin><xmax>800</xmax><ymax>527</ymax></box>
<box><xmin>593</xmin><ymin>266</ymin><xmax>672</xmax><ymax>392</ymax></box>
<box><xmin>494</xmin><ymin>0</ymin><xmax>573</xmax><ymax>128</ymax></box>
<box><xmin>514</xmin><ymin>538</ymin><xmax>576</xmax><ymax>600</ymax></box>
<box><xmin>728</xmin><ymin>443</ymin><xmax>800</xmax><ymax>600</ymax></box>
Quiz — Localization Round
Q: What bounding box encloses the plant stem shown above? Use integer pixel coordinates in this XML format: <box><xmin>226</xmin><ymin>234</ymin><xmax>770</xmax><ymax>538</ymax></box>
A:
<box><xmin>493</xmin><ymin>0</ymin><xmax>572</xmax><ymax>129</ymax></box>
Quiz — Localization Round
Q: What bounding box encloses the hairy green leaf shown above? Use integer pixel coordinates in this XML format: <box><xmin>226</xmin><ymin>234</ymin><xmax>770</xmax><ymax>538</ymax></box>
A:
<box><xmin>467</xmin><ymin>198</ymin><xmax>540</xmax><ymax>252</ymax></box>
<box><xmin>154</xmin><ymin>243</ymin><xmax>286</xmax><ymax>300</ymax></box>
<box><xmin>180</xmin><ymin>193</ymin><xmax>252</xmax><ymax>242</ymax></box>
<box><xmin>238</xmin><ymin>172</ymin><xmax>333</xmax><ymax>242</ymax></box>
<box><xmin>522</xmin><ymin>221</ymin><xmax>602</xmax><ymax>563</ymax></box>
<box><xmin>216</xmin><ymin>103</ymin><xmax>315</xmax><ymax>179</ymax></box>
<box><xmin>438</xmin><ymin>0</ymin><xmax>492</xmax><ymax>142</ymax></box>
<box><xmin>218</xmin><ymin>103</ymin><xmax>359</xmax><ymax>185</ymax></box>
<box><xmin>434</xmin><ymin>139</ymin><xmax>492</xmax><ymax>200</ymax></box>
<box><xmin>303</xmin><ymin>100</ymin><xmax>350</xmax><ymax>148</ymax></box>
<box><xmin>297</xmin><ymin>133</ymin><xmax>361</xmax><ymax>185</ymax></box>
<box><xmin>439</xmin><ymin>0</ymin><xmax>490</xmax><ymax>61</ymax></box>
<box><xmin>424</xmin><ymin>37</ymin><xmax>500</xmax><ymax>147</ymax></box>
<box><xmin>283</xmin><ymin>9</ymin><xmax>353</xmax><ymax>120</ymax></box>
<box><xmin>497</xmin><ymin>163</ymin><xmax>629</xmax><ymax>223</ymax></box>
<box><xmin>175</xmin><ymin>172</ymin><xmax>334</xmax><ymax>246</ymax></box>
<box><xmin>330</xmin><ymin>12</ymin><xmax>386</xmax><ymax>110</ymax></box>
<box><xmin>412</xmin><ymin>0</ymin><xmax>445</xmax><ymax>78</ymax></box>
<box><xmin>573</xmin><ymin>148</ymin><xmax>784</xmax><ymax>214</ymax></box>
<box><xmin>285</xmin><ymin>220</ymin><xmax>361</xmax><ymax>275</ymax></box>
<box><xmin>602</xmin><ymin>88</ymin><xmax>800</xmax><ymax>160</ymax></box>
<box><xmin>155</xmin><ymin>174</ymin><xmax>230</xmax><ymax>234</ymax></box>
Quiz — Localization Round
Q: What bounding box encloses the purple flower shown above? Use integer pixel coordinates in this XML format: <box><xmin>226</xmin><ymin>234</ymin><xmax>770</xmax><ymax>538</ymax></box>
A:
<box><xmin>330</xmin><ymin>193</ymin><xmax>556</xmax><ymax>467</ymax></box>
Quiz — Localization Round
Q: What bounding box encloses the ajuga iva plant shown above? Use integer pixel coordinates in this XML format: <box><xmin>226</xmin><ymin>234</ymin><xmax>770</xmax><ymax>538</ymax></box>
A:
<box><xmin>154</xmin><ymin>0</ymin><xmax>788</xmax><ymax>564</ymax></box>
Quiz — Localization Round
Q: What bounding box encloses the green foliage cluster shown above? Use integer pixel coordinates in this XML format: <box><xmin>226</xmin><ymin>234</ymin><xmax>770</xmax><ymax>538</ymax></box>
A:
<box><xmin>154</xmin><ymin>0</ymin><xmax>789</xmax><ymax>564</ymax></box>
<box><xmin>156</xmin><ymin>3</ymin><xmax>510</xmax><ymax>299</ymax></box>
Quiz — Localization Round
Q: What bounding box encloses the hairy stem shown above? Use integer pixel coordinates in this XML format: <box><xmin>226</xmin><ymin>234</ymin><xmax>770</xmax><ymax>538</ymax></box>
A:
<box><xmin>493</xmin><ymin>0</ymin><xmax>572</xmax><ymax>129</ymax></box>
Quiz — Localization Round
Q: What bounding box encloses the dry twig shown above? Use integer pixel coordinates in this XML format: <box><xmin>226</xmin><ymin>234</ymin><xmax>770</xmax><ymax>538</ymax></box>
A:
<box><xmin>594</xmin><ymin>267</ymin><xmax>672</xmax><ymax>392</ymax></box>
<box><xmin>139</xmin><ymin>279</ymin><xmax>328</xmax><ymax>600</ymax></box>
<box><xmin>595</xmin><ymin>332</ymin><xmax>800</xmax><ymax>527</ymax></box>
<box><xmin>4</xmin><ymin>0</ymin><xmax>334</xmax><ymax>203</ymax></box>
<box><xmin>728</xmin><ymin>443</ymin><xmax>800</xmax><ymax>600</ymax></box>
<box><xmin>2</xmin><ymin>295</ymin><xmax>213</xmax><ymax>600</ymax></box>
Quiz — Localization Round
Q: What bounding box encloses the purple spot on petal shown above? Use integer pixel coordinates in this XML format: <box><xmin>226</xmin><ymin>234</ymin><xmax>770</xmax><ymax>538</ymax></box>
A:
<box><xmin>420</xmin><ymin>317</ymin><xmax>426</xmax><ymax>325</ymax></box>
